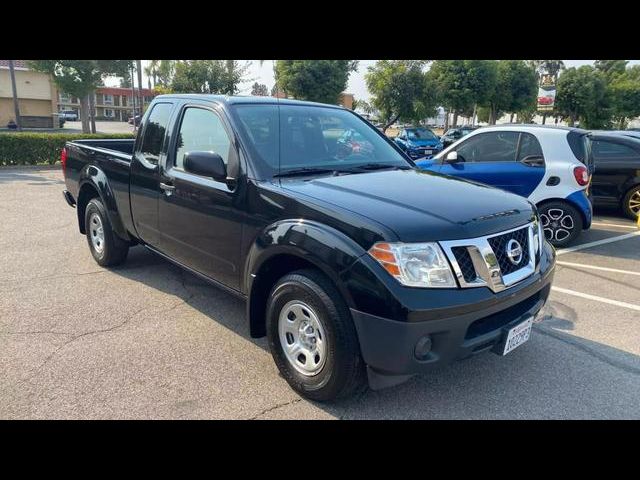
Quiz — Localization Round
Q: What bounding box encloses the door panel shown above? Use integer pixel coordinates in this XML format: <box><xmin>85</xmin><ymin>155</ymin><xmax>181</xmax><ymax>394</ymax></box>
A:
<box><xmin>129</xmin><ymin>102</ymin><xmax>174</xmax><ymax>247</ymax></box>
<box><xmin>590</xmin><ymin>139</ymin><xmax>639</xmax><ymax>204</ymax></box>
<box><xmin>438</xmin><ymin>131</ymin><xmax>545</xmax><ymax>198</ymax></box>
<box><xmin>158</xmin><ymin>105</ymin><xmax>242</xmax><ymax>290</ymax></box>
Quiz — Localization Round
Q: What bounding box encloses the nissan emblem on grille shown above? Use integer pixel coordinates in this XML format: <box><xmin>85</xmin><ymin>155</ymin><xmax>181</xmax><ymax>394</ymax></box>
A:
<box><xmin>506</xmin><ymin>239</ymin><xmax>523</xmax><ymax>265</ymax></box>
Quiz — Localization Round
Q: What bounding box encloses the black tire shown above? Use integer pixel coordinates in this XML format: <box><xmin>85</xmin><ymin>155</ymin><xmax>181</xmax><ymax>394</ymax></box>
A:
<box><xmin>266</xmin><ymin>269</ymin><xmax>367</xmax><ymax>402</ymax></box>
<box><xmin>622</xmin><ymin>185</ymin><xmax>640</xmax><ymax>220</ymax></box>
<box><xmin>538</xmin><ymin>201</ymin><xmax>584</xmax><ymax>248</ymax></box>
<box><xmin>84</xmin><ymin>198</ymin><xmax>129</xmax><ymax>267</ymax></box>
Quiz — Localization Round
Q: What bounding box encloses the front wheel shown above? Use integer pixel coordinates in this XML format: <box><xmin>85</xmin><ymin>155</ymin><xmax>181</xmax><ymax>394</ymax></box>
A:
<box><xmin>538</xmin><ymin>201</ymin><xmax>583</xmax><ymax>248</ymax></box>
<box><xmin>266</xmin><ymin>269</ymin><xmax>367</xmax><ymax>402</ymax></box>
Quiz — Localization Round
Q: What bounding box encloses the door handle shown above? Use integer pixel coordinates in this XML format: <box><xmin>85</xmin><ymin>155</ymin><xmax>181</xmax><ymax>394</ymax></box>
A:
<box><xmin>159</xmin><ymin>182</ymin><xmax>175</xmax><ymax>194</ymax></box>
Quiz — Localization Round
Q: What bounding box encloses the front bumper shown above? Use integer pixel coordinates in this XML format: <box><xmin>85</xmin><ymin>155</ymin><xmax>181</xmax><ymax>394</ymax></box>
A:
<box><xmin>349</xmin><ymin>241</ymin><xmax>555</xmax><ymax>387</ymax></box>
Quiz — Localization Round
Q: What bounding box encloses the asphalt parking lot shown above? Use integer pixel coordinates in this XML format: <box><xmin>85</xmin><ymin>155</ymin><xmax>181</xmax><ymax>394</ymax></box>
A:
<box><xmin>1</xmin><ymin>167</ymin><xmax>639</xmax><ymax>419</ymax></box>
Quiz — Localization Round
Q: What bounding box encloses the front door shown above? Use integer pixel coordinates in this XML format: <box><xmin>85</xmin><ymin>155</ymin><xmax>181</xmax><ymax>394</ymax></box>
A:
<box><xmin>438</xmin><ymin>131</ymin><xmax>545</xmax><ymax>198</ymax></box>
<box><xmin>158</xmin><ymin>104</ymin><xmax>242</xmax><ymax>291</ymax></box>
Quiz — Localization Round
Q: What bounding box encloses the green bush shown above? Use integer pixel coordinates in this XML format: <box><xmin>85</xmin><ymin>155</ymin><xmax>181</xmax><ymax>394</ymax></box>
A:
<box><xmin>0</xmin><ymin>132</ymin><xmax>135</xmax><ymax>166</ymax></box>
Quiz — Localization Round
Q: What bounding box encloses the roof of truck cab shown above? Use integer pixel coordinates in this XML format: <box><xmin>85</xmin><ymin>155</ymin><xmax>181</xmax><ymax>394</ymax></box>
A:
<box><xmin>153</xmin><ymin>94</ymin><xmax>345</xmax><ymax>109</ymax></box>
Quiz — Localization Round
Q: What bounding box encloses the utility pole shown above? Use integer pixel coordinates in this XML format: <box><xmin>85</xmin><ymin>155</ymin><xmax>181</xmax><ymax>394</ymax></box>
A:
<box><xmin>8</xmin><ymin>60</ymin><xmax>22</xmax><ymax>130</ymax></box>
<box><xmin>136</xmin><ymin>60</ymin><xmax>143</xmax><ymax>118</ymax></box>
<box><xmin>130</xmin><ymin>63</ymin><xmax>137</xmax><ymax>132</ymax></box>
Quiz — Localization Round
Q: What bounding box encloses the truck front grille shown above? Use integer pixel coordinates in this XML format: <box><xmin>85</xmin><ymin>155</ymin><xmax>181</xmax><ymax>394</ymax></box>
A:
<box><xmin>451</xmin><ymin>247</ymin><xmax>476</xmax><ymax>282</ymax></box>
<box><xmin>487</xmin><ymin>226</ymin><xmax>530</xmax><ymax>276</ymax></box>
<box><xmin>440</xmin><ymin>222</ymin><xmax>537</xmax><ymax>293</ymax></box>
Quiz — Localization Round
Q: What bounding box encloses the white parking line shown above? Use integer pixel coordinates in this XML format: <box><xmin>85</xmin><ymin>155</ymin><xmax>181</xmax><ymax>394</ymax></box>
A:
<box><xmin>591</xmin><ymin>221</ymin><xmax>637</xmax><ymax>229</ymax></box>
<box><xmin>551</xmin><ymin>286</ymin><xmax>640</xmax><ymax>312</ymax></box>
<box><xmin>556</xmin><ymin>261</ymin><xmax>640</xmax><ymax>276</ymax></box>
<box><xmin>556</xmin><ymin>231</ymin><xmax>640</xmax><ymax>255</ymax></box>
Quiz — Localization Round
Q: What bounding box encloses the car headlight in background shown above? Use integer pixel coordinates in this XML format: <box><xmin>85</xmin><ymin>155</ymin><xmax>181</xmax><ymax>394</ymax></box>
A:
<box><xmin>369</xmin><ymin>242</ymin><xmax>456</xmax><ymax>288</ymax></box>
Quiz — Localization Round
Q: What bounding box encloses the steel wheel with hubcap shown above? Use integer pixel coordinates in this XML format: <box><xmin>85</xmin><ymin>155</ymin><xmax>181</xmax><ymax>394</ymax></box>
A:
<box><xmin>266</xmin><ymin>269</ymin><xmax>366</xmax><ymax>402</ymax></box>
<box><xmin>278</xmin><ymin>301</ymin><xmax>327</xmax><ymax>376</ymax></box>
<box><xmin>84</xmin><ymin>198</ymin><xmax>129</xmax><ymax>267</ymax></box>
<box><xmin>89</xmin><ymin>212</ymin><xmax>105</xmax><ymax>254</ymax></box>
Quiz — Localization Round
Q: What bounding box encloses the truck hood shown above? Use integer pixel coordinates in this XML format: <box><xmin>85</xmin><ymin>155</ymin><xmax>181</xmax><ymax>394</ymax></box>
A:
<box><xmin>281</xmin><ymin>169</ymin><xmax>534</xmax><ymax>242</ymax></box>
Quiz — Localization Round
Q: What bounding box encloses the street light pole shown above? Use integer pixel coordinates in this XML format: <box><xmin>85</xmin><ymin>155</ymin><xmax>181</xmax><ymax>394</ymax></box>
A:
<box><xmin>8</xmin><ymin>60</ymin><xmax>22</xmax><ymax>131</ymax></box>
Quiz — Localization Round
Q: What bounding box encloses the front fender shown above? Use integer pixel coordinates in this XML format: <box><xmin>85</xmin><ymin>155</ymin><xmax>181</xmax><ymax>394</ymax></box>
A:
<box><xmin>245</xmin><ymin>219</ymin><xmax>368</xmax><ymax>305</ymax></box>
<box><xmin>78</xmin><ymin>164</ymin><xmax>130</xmax><ymax>241</ymax></box>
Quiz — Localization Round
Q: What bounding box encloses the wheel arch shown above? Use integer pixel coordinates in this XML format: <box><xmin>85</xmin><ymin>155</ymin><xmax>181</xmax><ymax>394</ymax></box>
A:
<box><xmin>76</xmin><ymin>165</ymin><xmax>131</xmax><ymax>241</ymax></box>
<box><xmin>244</xmin><ymin>220</ymin><xmax>366</xmax><ymax>338</ymax></box>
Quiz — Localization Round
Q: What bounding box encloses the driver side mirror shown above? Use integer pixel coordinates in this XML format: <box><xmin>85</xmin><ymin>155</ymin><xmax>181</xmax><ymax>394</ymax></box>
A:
<box><xmin>445</xmin><ymin>151</ymin><xmax>460</xmax><ymax>163</ymax></box>
<box><xmin>184</xmin><ymin>151</ymin><xmax>227</xmax><ymax>182</ymax></box>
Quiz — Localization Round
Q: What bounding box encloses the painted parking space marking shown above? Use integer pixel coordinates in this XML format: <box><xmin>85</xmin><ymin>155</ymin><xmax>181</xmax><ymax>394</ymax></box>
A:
<box><xmin>591</xmin><ymin>221</ymin><xmax>637</xmax><ymax>229</ymax></box>
<box><xmin>556</xmin><ymin>261</ymin><xmax>640</xmax><ymax>277</ymax></box>
<box><xmin>551</xmin><ymin>286</ymin><xmax>640</xmax><ymax>312</ymax></box>
<box><xmin>556</xmin><ymin>231</ymin><xmax>640</xmax><ymax>255</ymax></box>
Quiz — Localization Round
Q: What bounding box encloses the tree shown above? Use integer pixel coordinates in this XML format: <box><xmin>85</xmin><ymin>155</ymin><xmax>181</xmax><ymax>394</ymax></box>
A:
<box><xmin>429</xmin><ymin>60</ymin><xmax>496</xmax><ymax>127</ymax></box>
<box><xmin>555</xmin><ymin>66</ymin><xmax>610</xmax><ymax>128</ymax></box>
<box><xmin>365</xmin><ymin>60</ymin><xmax>436</xmax><ymax>132</ymax></box>
<box><xmin>119</xmin><ymin>69</ymin><xmax>133</xmax><ymax>88</ymax></box>
<box><xmin>484</xmin><ymin>60</ymin><xmax>538</xmax><ymax>124</ymax></box>
<box><xmin>274</xmin><ymin>60</ymin><xmax>358</xmax><ymax>104</ymax></box>
<box><xmin>251</xmin><ymin>82</ymin><xmax>269</xmax><ymax>96</ymax></box>
<box><xmin>609</xmin><ymin>65</ymin><xmax>640</xmax><ymax>129</ymax></box>
<box><xmin>170</xmin><ymin>60</ymin><xmax>250</xmax><ymax>94</ymax></box>
<box><xmin>594</xmin><ymin>60</ymin><xmax>628</xmax><ymax>80</ymax></box>
<box><xmin>29</xmin><ymin>60</ymin><xmax>132</xmax><ymax>133</ymax></box>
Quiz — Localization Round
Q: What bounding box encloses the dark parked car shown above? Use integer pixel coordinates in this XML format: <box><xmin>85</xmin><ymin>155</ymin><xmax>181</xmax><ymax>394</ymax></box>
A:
<box><xmin>393</xmin><ymin>127</ymin><xmax>443</xmax><ymax>159</ymax></box>
<box><xmin>590</xmin><ymin>133</ymin><xmax>640</xmax><ymax>219</ymax></box>
<box><xmin>440</xmin><ymin>126</ymin><xmax>479</xmax><ymax>148</ymax></box>
<box><xmin>128</xmin><ymin>114</ymin><xmax>142</xmax><ymax>126</ymax></box>
<box><xmin>61</xmin><ymin>95</ymin><xmax>555</xmax><ymax>401</ymax></box>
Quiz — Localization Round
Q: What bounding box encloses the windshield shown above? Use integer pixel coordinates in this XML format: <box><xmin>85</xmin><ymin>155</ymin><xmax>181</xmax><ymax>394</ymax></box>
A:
<box><xmin>406</xmin><ymin>128</ymin><xmax>438</xmax><ymax>141</ymax></box>
<box><xmin>232</xmin><ymin>104</ymin><xmax>411</xmax><ymax>177</ymax></box>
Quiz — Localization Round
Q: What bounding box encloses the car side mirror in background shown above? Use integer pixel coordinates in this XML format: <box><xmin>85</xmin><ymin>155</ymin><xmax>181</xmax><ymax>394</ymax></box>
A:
<box><xmin>184</xmin><ymin>151</ymin><xmax>227</xmax><ymax>182</ymax></box>
<box><xmin>445</xmin><ymin>151</ymin><xmax>459</xmax><ymax>163</ymax></box>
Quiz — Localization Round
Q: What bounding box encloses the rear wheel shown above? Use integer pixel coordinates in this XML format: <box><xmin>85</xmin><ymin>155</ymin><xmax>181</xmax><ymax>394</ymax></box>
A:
<box><xmin>266</xmin><ymin>269</ymin><xmax>366</xmax><ymax>402</ymax></box>
<box><xmin>622</xmin><ymin>185</ymin><xmax>640</xmax><ymax>220</ymax></box>
<box><xmin>85</xmin><ymin>198</ymin><xmax>129</xmax><ymax>267</ymax></box>
<box><xmin>538</xmin><ymin>201</ymin><xmax>583</xmax><ymax>248</ymax></box>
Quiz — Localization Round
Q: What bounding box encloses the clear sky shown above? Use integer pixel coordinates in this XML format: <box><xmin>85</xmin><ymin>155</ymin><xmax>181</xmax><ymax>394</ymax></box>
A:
<box><xmin>111</xmin><ymin>60</ymin><xmax>640</xmax><ymax>100</ymax></box>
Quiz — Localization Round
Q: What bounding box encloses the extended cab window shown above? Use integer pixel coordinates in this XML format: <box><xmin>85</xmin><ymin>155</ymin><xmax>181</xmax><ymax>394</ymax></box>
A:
<box><xmin>140</xmin><ymin>102</ymin><xmax>173</xmax><ymax>164</ymax></box>
<box><xmin>175</xmin><ymin>107</ymin><xmax>231</xmax><ymax>171</ymax></box>
<box><xmin>455</xmin><ymin>131</ymin><xmax>519</xmax><ymax>163</ymax></box>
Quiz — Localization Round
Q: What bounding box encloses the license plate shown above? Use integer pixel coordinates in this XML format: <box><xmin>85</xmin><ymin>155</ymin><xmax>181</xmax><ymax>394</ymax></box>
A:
<box><xmin>501</xmin><ymin>317</ymin><xmax>533</xmax><ymax>355</ymax></box>
<box><xmin>425</xmin><ymin>149</ymin><xmax>433</xmax><ymax>155</ymax></box>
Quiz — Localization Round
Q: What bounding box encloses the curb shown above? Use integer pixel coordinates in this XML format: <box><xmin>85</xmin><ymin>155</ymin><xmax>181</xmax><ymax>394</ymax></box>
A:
<box><xmin>0</xmin><ymin>164</ymin><xmax>61</xmax><ymax>171</ymax></box>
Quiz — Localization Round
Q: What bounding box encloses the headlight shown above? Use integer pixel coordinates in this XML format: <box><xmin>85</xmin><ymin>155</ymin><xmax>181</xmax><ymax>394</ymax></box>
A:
<box><xmin>368</xmin><ymin>242</ymin><xmax>456</xmax><ymax>288</ymax></box>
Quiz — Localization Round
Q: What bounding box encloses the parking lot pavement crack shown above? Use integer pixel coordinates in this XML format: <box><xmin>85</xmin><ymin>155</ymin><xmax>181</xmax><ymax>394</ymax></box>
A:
<box><xmin>6</xmin><ymin>303</ymin><xmax>157</xmax><ymax>390</ymax></box>
<box><xmin>534</xmin><ymin>325</ymin><xmax>640</xmax><ymax>376</ymax></box>
<box><xmin>248</xmin><ymin>398</ymin><xmax>302</xmax><ymax>419</ymax></box>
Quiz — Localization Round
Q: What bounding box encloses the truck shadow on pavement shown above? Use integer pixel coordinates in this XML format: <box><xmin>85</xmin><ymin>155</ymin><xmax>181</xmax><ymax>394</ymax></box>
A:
<box><xmin>110</xmin><ymin>246</ymin><xmax>640</xmax><ymax>419</ymax></box>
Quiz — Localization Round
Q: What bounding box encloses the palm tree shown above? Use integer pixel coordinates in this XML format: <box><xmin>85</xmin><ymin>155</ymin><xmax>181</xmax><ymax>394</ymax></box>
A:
<box><xmin>8</xmin><ymin>60</ymin><xmax>21</xmax><ymax>130</ymax></box>
<box><xmin>144</xmin><ymin>60</ymin><xmax>160</xmax><ymax>88</ymax></box>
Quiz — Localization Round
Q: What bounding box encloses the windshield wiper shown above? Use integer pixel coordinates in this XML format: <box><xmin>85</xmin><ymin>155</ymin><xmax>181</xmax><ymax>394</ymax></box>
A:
<box><xmin>349</xmin><ymin>163</ymin><xmax>411</xmax><ymax>171</ymax></box>
<box><xmin>273</xmin><ymin>167</ymin><xmax>339</xmax><ymax>178</ymax></box>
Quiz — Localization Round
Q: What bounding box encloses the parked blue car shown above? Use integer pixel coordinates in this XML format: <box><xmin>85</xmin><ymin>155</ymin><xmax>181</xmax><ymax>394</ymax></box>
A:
<box><xmin>394</xmin><ymin>127</ymin><xmax>443</xmax><ymax>159</ymax></box>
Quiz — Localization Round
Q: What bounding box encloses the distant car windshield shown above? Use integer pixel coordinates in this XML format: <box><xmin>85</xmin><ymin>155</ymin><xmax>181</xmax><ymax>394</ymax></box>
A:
<box><xmin>406</xmin><ymin>128</ymin><xmax>438</xmax><ymax>141</ymax></box>
<box><xmin>232</xmin><ymin>104</ymin><xmax>411</xmax><ymax>178</ymax></box>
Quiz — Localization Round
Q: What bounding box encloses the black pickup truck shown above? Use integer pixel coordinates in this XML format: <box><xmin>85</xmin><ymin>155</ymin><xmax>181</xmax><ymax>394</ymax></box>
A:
<box><xmin>61</xmin><ymin>95</ymin><xmax>555</xmax><ymax>401</ymax></box>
